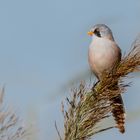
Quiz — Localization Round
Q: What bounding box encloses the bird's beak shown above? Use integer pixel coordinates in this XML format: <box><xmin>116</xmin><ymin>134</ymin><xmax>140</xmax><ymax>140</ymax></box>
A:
<box><xmin>87</xmin><ymin>31</ymin><xmax>94</xmax><ymax>36</ymax></box>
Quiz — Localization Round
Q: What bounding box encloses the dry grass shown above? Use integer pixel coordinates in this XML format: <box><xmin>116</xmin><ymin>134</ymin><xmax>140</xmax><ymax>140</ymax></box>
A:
<box><xmin>56</xmin><ymin>35</ymin><xmax>140</xmax><ymax>140</ymax></box>
<box><xmin>0</xmin><ymin>88</ymin><xmax>27</xmax><ymax>140</ymax></box>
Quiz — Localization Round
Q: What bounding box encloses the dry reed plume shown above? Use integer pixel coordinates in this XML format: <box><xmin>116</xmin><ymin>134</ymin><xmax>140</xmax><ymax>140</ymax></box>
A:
<box><xmin>0</xmin><ymin>88</ymin><xmax>27</xmax><ymax>140</ymax></box>
<box><xmin>56</xmin><ymin>34</ymin><xmax>140</xmax><ymax>140</ymax></box>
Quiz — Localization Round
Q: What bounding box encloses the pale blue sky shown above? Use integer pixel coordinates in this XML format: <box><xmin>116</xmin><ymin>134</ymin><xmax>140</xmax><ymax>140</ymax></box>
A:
<box><xmin>0</xmin><ymin>0</ymin><xmax>140</xmax><ymax>139</ymax></box>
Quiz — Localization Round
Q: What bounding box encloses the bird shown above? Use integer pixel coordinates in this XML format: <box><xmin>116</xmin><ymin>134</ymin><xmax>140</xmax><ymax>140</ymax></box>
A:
<box><xmin>87</xmin><ymin>24</ymin><xmax>125</xmax><ymax>133</ymax></box>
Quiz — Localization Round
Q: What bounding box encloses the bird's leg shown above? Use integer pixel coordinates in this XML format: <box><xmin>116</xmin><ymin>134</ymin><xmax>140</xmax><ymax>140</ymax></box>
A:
<box><xmin>91</xmin><ymin>80</ymin><xmax>100</xmax><ymax>91</ymax></box>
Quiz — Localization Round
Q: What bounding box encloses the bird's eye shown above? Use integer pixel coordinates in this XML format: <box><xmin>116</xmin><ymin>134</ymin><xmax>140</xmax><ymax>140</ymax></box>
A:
<box><xmin>94</xmin><ymin>29</ymin><xmax>101</xmax><ymax>37</ymax></box>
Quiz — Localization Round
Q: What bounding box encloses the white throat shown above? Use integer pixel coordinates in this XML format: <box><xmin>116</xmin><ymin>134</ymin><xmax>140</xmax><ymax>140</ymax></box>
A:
<box><xmin>92</xmin><ymin>34</ymin><xmax>98</xmax><ymax>40</ymax></box>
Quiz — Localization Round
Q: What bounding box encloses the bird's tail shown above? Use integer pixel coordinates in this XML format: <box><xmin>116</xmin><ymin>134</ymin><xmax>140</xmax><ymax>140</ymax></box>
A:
<box><xmin>111</xmin><ymin>95</ymin><xmax>125</xmax><ymax>133</ymax></box>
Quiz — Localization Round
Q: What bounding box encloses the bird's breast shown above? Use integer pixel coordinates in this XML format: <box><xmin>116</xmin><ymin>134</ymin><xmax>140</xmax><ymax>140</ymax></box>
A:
<box><xmin>88</xmin><ymin>38</ymin><xmax>121</xmax><ymax>77</ymax></box>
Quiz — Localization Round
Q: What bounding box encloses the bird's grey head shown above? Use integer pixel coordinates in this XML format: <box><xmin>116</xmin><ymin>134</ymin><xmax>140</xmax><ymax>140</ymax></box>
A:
<box><xmin>88</xmin><ymin>24</ymin><xmax>114</xmax><ymax>41</ymax></box>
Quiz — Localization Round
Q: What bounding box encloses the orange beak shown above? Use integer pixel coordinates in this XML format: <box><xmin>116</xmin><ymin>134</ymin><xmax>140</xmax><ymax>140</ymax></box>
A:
<box><xmin>87</xmin><ymin>31</ymin><xmax>94</xmax><ymax>36</ymax></box>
